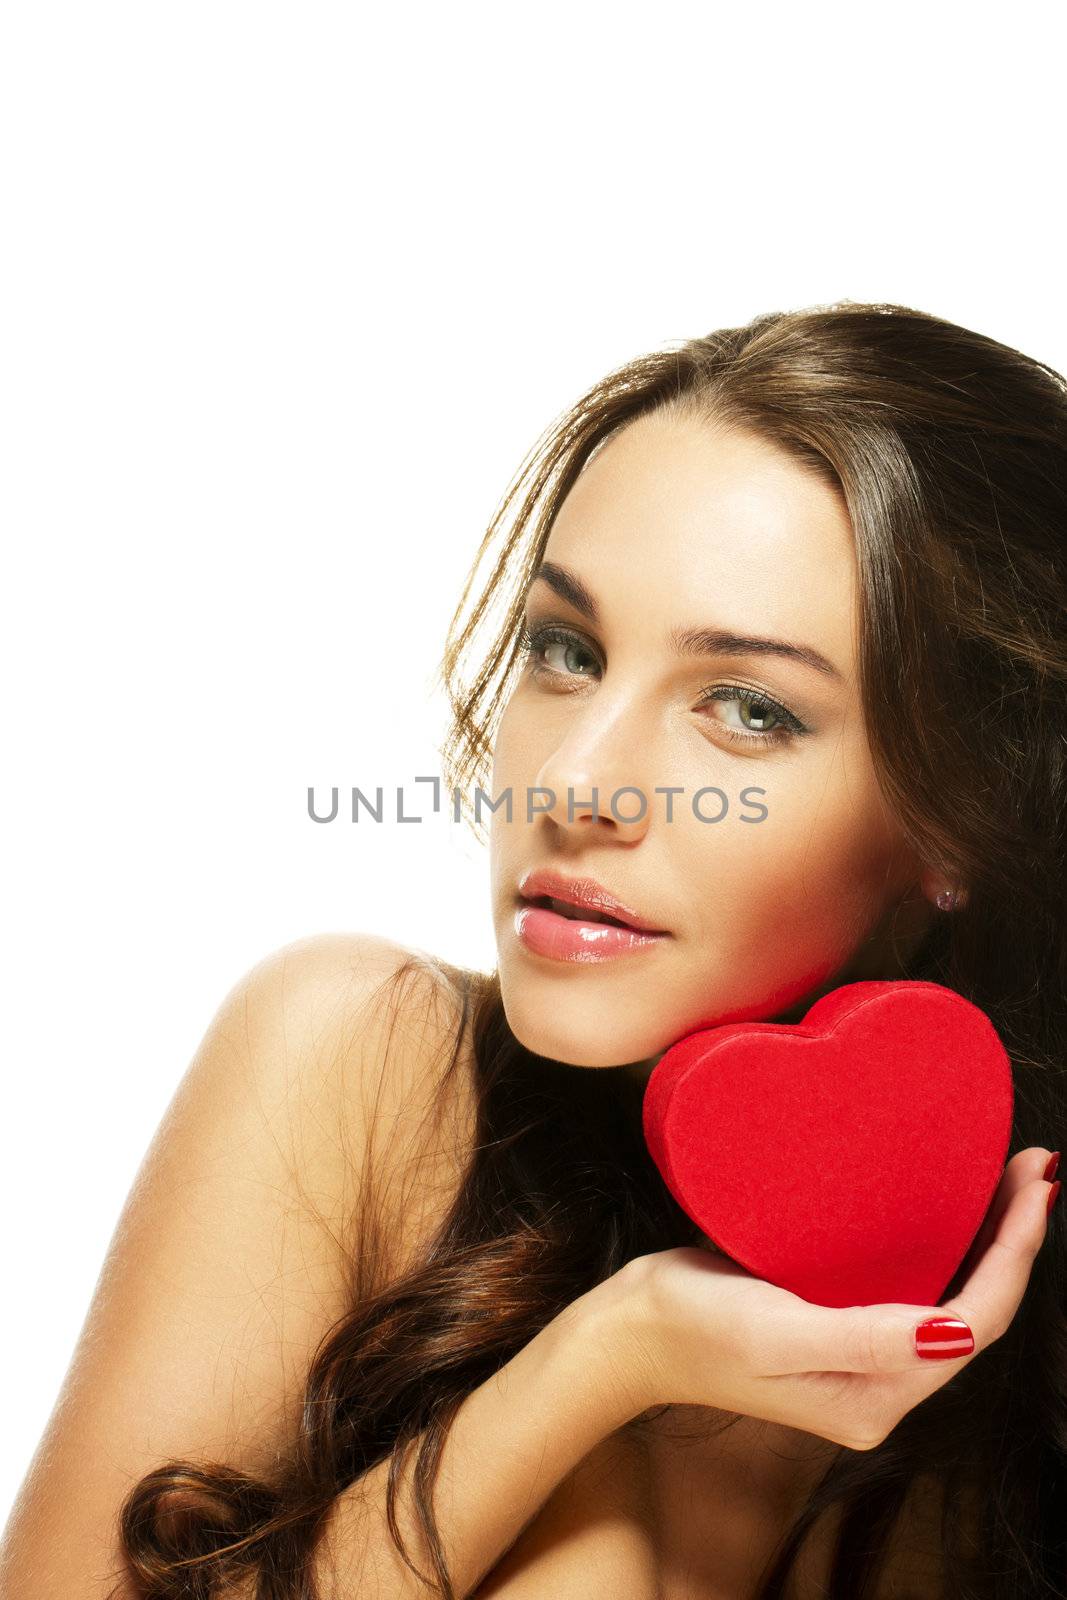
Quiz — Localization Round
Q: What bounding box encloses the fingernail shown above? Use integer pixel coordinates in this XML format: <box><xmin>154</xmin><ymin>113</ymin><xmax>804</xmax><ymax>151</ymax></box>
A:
<box><xmin>915</xmin><ymin>1317</ymin><xmax>975</xmax><ymax>1360</ymax></box>
<box><xmin>1048</xmin><ymin>1180</ymin><xmax>1061</xmax><ymax>1217</ymax></box>
<box><xmin>1043</xmin><ymin>1152</ymin><xmax>1060</xmax><ymax>1183</ymax></box>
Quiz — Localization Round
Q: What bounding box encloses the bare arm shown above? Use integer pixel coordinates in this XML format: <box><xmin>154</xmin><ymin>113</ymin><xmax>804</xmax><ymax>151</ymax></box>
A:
<box><xmin>0</xmin><ymin>932</ymin><xmax>467</xmax><ymax>1600</ymax></box>
<box><xmin>315</xmin><ymin>1270</ymin><xmax>642</xmax><ymax>1599</ymax></box>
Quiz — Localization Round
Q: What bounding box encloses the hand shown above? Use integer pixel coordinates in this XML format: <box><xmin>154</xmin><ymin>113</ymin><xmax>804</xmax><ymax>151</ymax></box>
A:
<box><xmin>599</xmin><ymin>1146</ymin><xmax>1056</xmax><ymax>1452</ymax></box>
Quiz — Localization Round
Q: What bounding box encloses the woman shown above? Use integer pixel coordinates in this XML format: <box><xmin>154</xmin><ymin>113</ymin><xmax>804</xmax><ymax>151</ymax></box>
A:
<box><xmin>3</xmin><ymin>301</ymin><xmax>1064</xmax><ymax>1599</ymax></box>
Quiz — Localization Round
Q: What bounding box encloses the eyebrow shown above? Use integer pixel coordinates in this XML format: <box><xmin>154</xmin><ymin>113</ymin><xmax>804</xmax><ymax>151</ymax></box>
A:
<box><xmin>528</xmin><ymin>560</ymin><xmax>844</xmax><ymax>682</ymax></box>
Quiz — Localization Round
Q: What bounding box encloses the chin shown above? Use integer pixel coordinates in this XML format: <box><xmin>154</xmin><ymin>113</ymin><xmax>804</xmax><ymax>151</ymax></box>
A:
<box><xmin>501</xmin><ymin>995</ymin><xmax>660</xmax><ymax>1070</ymax></box>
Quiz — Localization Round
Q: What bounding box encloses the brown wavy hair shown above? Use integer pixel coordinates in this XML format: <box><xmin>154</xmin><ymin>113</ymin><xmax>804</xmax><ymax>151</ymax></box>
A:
<box><xmin>114</xmin><ymin>301</ymin><xmax>1067</xmax><ymax>1599</ymax></box>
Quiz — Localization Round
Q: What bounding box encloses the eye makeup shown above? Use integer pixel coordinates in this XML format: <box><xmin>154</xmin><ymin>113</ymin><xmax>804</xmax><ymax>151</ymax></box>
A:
<box><xmin>517</xmin><ymin>618</ymin><xmax>815</xmax><ymax>751</ymax></box>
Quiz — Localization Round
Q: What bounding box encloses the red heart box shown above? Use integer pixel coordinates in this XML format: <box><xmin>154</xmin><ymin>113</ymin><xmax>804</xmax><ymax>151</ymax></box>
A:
<box><xmin>642</xmin><ymin>980</ymin><xmax>1014</xmax><ymax>1308</ymax></box>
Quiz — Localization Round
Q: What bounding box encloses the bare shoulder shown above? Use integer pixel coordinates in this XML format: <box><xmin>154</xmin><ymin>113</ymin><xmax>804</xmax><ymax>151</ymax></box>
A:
<box><xmin>0</xmin><ymin>929</ymin><xmax>483</xmax><ymax>1600</ymax></box>
<box><xmin>228</xmin><ymin>928</ymin><xmax>485</xmax><ymax>1292</ymax></box>
<box><xmin>256</xmin><ymin>929</ymin><xmax>484</xmax><ymax>1282</ymax></box>
<box><xmin>229</xmin><ymin>928</ymin><xmax>478</xmax><ymax>1105</ymax></box>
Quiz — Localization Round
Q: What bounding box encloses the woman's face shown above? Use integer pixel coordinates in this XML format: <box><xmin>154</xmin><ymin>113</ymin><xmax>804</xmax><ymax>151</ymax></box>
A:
<box><xmin>488</xmin><ymin>409</ymin><xmax>934</xmax><ymax>1073</ymax></box>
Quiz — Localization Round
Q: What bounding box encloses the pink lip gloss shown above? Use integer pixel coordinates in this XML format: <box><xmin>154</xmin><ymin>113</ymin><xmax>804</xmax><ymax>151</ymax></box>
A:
<box><xmin>514</xmin><ymin>902</ymin><xmax>670</xmax><ymax>963</ymax></box>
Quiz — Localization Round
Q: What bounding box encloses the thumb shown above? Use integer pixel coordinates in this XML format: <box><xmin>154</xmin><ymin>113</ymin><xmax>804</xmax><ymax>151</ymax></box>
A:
<box><xmin>756</xmin><ymin>1294</ymin><xmax>975</xmax><ymax>1376</ymax></box>
<box><xmin>805</xmin><ymin>1303</ymin><xmax>976</xmax><ymax>1374</ymax></box>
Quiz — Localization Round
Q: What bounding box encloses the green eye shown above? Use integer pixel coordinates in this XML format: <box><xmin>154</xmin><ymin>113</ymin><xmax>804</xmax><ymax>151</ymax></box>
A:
<box><xmin>517</xmin><ymin>621</ymin><xmax>810</xmax><ymax>748</ymax></box>
<box><xmin>694</xmin><ymin>683</ymin><xmax>807</xmax><ymax>747</ymax></box>
<box><xmin>519</xmin><ymin>624</ymin><xmax>599</xmax><ymax>679</ymax></box>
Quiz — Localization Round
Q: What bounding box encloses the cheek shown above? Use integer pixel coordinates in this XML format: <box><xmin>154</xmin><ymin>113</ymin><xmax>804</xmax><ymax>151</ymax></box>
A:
<box><xmin>488</xmin><ymin>697</ymin><xmax>528</xmax><ymax>792</ymax></box>
<box><xmin>488</xmin><ymin>692</ymin><xmax>567</xmax><ymax>834</ymax></box>
<box><xmin>657</xmin><ymin>801</ymin><xmax>900</xmax><ymax>1033</ymax></box>
<box><xmin>487</xmin><ymin>708</ymin><xmax>531</xmax><ymax>876</ymax></box>
<box><xmin>687</xmin><ymin>748</ymin><xmax>904</xmax><ymax>954</ymax></box>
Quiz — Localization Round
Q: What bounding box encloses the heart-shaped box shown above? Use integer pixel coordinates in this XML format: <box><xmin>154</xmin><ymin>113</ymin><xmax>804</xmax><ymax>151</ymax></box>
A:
<box><xmin>642</xmin><ymin>979</ymin><xmax>1014</xmax><ymax>1308</ymax></box>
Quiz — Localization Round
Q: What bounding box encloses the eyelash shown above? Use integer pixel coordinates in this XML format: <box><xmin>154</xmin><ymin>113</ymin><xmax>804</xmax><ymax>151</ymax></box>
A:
<box><xmin>517</xmin><ymin>622</ymin><xmax>810</xmax><ymax>749</ymax></box>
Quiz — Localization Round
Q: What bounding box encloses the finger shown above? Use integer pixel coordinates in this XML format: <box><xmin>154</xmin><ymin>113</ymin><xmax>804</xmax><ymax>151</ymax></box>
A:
<box><xmin>956</xmin><ymin>1147</ymin><xmax>1053</xmax><ymax>1281</ymax></box>
<box><xmin>773</xmin><ymin>1301</ymin><xmax>973</xmax><ymax>1376</ymax></box>
<box><xmin>939</xmin><ymin>1169</ymin><xmax>1052</xmax><ymax>1349</ymax></box>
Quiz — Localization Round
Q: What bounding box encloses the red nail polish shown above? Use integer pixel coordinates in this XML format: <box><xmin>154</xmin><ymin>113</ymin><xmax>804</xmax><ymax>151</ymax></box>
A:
<box><xmin>1048</xmin><ymin>1180</ymin><xmax>1061</xmax><ymax>1217</ymax></box>
<box><xmin>915</xmin><ymin>1317</ymin><xmax>975</xmax><ymax>1360</ymax></box>
<box><xmin>1043</xmin><ymin>1152</ymin><xmax>1060</xmax><ymax>1184</ymax></box>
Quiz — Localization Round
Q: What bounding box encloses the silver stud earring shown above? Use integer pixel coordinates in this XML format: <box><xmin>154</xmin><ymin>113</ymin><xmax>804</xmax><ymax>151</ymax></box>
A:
<box><xmin>935</xmin><ymin>887</ymin><xmax>962</xmax><ymax>912</ymax></box>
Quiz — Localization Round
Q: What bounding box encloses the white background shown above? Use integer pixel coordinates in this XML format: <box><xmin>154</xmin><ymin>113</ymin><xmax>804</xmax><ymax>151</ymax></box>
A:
<box><xmin>2</xmin><ymin>0</ymin><xmax>1063</xmax><ymax>1525</ymax></box>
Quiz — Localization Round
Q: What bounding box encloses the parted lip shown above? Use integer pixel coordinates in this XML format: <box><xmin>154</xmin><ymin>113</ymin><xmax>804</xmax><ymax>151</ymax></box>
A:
<box><xmin>515</xmin><ymin>868</ymin><xmax>670</xmax><ymax>934</ymax></box>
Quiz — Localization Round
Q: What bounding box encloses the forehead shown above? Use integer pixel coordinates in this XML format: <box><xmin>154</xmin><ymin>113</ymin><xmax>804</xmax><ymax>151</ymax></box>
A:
<box><xmin>540</xmin><ymin>411</ymin><xmax>859</xmax><ymax>671</ymax></box>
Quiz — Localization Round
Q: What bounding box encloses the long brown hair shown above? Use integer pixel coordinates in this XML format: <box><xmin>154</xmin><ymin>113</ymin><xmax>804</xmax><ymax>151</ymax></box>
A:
<box><xmin>115</xmin><ymin>301</ymin><xmax>1067</xmax><ymax>1598</ymax></box>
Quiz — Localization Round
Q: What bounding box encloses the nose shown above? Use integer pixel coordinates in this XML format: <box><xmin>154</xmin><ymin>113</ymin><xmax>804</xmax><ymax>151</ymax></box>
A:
<box><xmin>533</xmin><ymin>698</ymin><xmax>656</xmax><ymax>843</ymax></box>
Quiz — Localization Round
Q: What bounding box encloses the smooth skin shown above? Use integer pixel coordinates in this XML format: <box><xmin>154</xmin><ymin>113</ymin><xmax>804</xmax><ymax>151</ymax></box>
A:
<box><xmin>490</xmin><ymin>408</ymin><xmax>947</xmax><ymax>1077</ymax></box>
<box><xmin>0</xmin><ymin>933</ymin><xmax>482</xmax><ymax>1600</ymax></box>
